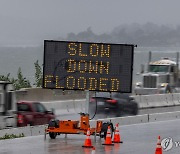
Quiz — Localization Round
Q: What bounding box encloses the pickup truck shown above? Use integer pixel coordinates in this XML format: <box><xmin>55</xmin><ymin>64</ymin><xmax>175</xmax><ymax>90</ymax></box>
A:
<box><xmin>17</xmin><ymin>101</ymin><xmax>55</xmax><ymax>127</ymax></box>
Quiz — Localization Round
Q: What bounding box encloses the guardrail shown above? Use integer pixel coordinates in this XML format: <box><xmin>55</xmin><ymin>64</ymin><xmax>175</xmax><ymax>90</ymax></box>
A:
<box><xmin>1</xmin><ymin>111</ymin><xmax>180</xmax><ymax>138</ymax></box>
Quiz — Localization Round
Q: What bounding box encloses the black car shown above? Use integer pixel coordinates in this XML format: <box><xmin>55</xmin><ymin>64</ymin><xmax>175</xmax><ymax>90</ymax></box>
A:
<box><xmin>89</xmin><ymin>92</ymin><xmax>138</xmax><ymax>117</ymax></box>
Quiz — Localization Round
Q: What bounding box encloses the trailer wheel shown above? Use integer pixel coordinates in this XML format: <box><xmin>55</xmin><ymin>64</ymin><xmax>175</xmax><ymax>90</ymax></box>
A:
<box><xmin>48</xmin><ymin>120</ymin><xmax>58</xmax><ymax>139</ymax></box>
<box><xmin>49</xmin><ymin>132</ymin><xmax>57</xmax><ymax>139</ymax></box>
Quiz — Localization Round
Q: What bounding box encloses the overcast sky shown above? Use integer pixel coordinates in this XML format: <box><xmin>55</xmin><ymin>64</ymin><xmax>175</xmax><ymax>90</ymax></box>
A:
<box><xmin>0</xmin><ymin>0</ymin><xmax>180</xmax><ymax>46</ymax></box>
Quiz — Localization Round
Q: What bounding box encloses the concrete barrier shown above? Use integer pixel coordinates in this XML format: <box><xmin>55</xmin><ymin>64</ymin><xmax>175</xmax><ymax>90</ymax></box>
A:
<box><xmin>1</xmin><ymin>111</ymin><xmax>180</xmax><ymax>138</ymax></box>
<box><xmin>16</xmin><ymin>88</ymin><xmax>88</xmax><ymax>102</ymax></box>
<box><xmin>90</xmin><ymin>115</ymin><xmax>149</xmax><ymax>128</ymax></box>
<box><xmin>133</xmin><ymin>93</ymin><xmax>178</xmax><ymax>109</ymax></box>
<box><xmin>135</xmin><ymin>95</ymin><xmax>148</xmax><ymax>108</ymax></box>
<box><xmin>133</xmin><ymin>95</ymin><xmax>141</xmax><ymax>106</ymax></box>
<box><xmin>142</xmin><ymin>95</ymin><xmax>158</xmax><ymax>108</ymax></box>
<box><xmin>172</xmin><ymin>93</ymin><xmax>180</xmax><ymax>106</ymax></box>
<box><xmin>149</xmin><ymin>111</ymin><xmax>180</xmax><ymax>122</ymax></box>
<box><xmin>16</xmin><ymin>88</ymin><xmax>180</xmax><ymax>113</ymax></box>
<box><xmin>73</xmin><ymin>100</ymin><xmax>86</xmax><ymax>113</ymax></box>
<box><xmin>91</xmin><ymin>111</ymin><xmax>180</xmax><ymax>127</ymax></box>
<box><xmin>31</xmin><ymin>125</ymin><xmax>47</xmax><ymax>136</ymax></box>
<box><xmin>41</xmin><ymin>93</ymin><xmax>180</xmax><ymax>115</ymax></box>
<box><xmin>0</xmin><ymin>115</ymin><xmax>149</xmax><ymax>138</ymax></box>
<box><xmin>155</xmin><ymin>94</ymin><xmax>169</xmax><ymax>107</ymax></box>
<box><xmin>42</xmin><ymin>99</ymin><xmax>86</xmax><ymax>115</ymax></box>
<box><xmin>101</xmin><ymin>114</ymin><xmax>149</xmax><ymax>126</ymax></box>
<box><xmin>165</xmin><ymin>94</ymin><xmax>174</xmax><ymax>106</ymax></box>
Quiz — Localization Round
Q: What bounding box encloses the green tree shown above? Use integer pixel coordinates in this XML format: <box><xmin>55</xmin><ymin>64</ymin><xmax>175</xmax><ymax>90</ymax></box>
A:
<box><xmin>0</xmin><ymin>73</ymin><xmax>17</xmax><ymax>85</ymax></box>
<box><xmin>13</xmin><ymin>67</ymin><xmax>31</xmax><ymax>90</ymax></box>
<box><xmin>34</xmin><ymin>60</ymin><xmax>43</xmax><ymax>87</ymax></box>
<box><xmin>0</xmin><ymin>73</ymin><xmax>11</xmax><ymax>82</ymax></box>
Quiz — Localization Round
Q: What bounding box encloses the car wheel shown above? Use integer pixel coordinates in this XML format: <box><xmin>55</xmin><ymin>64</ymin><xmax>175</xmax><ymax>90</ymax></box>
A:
<box><xmin>116</xmin><ymin>105</ymin><xmax>123</xmax><ymax>117</ymax></box>
<box><xmin>132</xmin><ymin>104</ymin><xmax>138</xmax><ymax>115</ymax></box>
<box><xmin>49</xmin><ymin>132</ymin><xmax>57</xmax><ymax>139</ymax></box>
<box><xmin>29</xmin><ymin>122</ymin><xmax>33</xmax><ymax>126</ymax></box>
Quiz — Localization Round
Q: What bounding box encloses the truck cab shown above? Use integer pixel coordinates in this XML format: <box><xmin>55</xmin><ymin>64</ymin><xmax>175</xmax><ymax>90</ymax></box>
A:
<box><xmin>0</xmin><ymin>81</ymin><xmax>17</xmax><ymax>129</ymax></box>
<box><xmin>134</xmin><ymin>56</ymin><xmax>180</xmax><ymax>95</ymax></box>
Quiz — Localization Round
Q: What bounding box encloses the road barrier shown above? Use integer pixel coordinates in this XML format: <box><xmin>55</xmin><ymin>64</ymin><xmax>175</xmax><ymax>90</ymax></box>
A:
<box><xmin>132</xmin><ymin>93</ymin><xmax>180</xmax><ymax>109</ymax></box>
<box><xmin>149</xmin><ymin>111</ymin><xmax>180</xmax><ymax>122</ymax></box>
<box><xmin>16</xmin><ymin>88</ymin><xmax>180</xmax><ymax>114</ymax></box>
<box><xmin>2</xmin><ymin>88</ymin><xmax>179</xmax><ymax>139</ymax></box>
<box><xmin>91</xmin><ymin>111</ymin><xmax>180</xmax><ymax>128</ymax></box>
<box><xmin>42</xmin><ymin>99</ymin><xmax>86</xmax><ymax>115</ymax></box>
<box><xmin>40</xmin><ymin>93</ymin><xmax>180</xmax><ymax>115</ymax></box>
<box><xmin>16</xmin><ymin>88</ymin><xmax>87</xmax><ymax>102</ymax></box>
<box><xmin>172</xmin><ymin>93</ymin><xmax>180</xmax><ymax>106</ymax></box>
<box><xmin>1</xmin><ymin>111</ymin><xmax>180</xmax><ymax>138</ymax></box>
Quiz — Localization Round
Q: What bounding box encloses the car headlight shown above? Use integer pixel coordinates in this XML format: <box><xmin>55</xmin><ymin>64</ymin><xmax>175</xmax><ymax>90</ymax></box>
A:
<box><xmin>136</xmin><ymin>82</ymin><xmax>142</xmax><ymax>87</ymax></box>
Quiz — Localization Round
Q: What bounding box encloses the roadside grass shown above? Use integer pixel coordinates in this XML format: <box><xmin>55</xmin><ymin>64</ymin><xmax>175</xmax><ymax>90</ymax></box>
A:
<box><xmin>0</xmin><ymin>133</ymin><xmax>24</xmax><ymax>140</ymax></box>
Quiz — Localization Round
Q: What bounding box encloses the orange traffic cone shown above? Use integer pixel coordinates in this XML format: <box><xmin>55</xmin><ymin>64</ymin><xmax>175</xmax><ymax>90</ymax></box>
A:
<box><xmin>102</xmin><ymin>126</ymin><xmax>114</xmax><ymax>146</ymax></box>
<box><xmin>82</xmin><ymin>128</ymin><xmax>94</xmax><ymax>148</ymax></box>
<box><xmin>113</xmin><ymin>123</ymin><xmax>123</xmax><ymax>143</ymax></box>
<box><xmin>155</xmin><ymin>136</ymin><xmax>163</xmax><ymax>154</ymax></box>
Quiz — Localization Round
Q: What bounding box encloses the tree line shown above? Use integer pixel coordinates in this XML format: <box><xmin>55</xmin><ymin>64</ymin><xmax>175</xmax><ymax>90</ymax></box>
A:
<box><xmin>0</xmin><ymin>60</ymin><xmax>42</xmax><ymax>90</ymax></box>
<box><xmin>63</xmin><ymin>23</ymin><xmax>180</xmax><ymax>47</ymax></box>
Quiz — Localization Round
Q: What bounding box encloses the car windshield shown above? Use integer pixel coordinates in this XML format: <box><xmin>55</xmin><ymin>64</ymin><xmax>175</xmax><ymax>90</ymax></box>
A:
<box><xmin>33</xmin><ymin>103</ymin><xmax>47</xmax><ymax>113</ymax></box>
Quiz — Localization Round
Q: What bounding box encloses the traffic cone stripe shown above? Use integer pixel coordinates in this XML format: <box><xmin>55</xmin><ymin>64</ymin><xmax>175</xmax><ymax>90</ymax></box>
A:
<box><xmin>87</xmin><ymin>130</ymin><xmax>90</xmax><ymax>136</ymax></box>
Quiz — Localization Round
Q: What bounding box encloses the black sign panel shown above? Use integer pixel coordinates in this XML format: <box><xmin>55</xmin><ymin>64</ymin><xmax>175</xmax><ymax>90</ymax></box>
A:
<box><xmin>43</xmin><ymin>40</ymin><xmax>134</xmax><ymax>93</ymax></box>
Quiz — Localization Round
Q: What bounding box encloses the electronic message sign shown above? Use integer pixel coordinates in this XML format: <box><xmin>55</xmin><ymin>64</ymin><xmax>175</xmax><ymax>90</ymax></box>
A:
<box><xmin>43</xmin><ymin>40</ymin><xmax>134</xmax><ymax>93</ymax></box>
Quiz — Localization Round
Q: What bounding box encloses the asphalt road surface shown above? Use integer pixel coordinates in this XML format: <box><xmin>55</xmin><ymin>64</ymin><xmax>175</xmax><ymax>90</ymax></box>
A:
<box><xmin>0</xmin><ymin>118</ymin><xmax>180</xmax><ymax>154</ymax></box>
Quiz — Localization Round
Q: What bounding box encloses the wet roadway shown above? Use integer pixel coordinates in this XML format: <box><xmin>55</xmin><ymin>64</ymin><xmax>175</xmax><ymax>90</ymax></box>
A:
<box><xmin>0</xmin><ymin>118</ymin><xmax>180</xmax><ymax>154</ymax></box>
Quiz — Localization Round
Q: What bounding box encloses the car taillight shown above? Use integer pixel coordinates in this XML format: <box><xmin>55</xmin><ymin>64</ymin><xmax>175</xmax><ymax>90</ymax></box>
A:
<box><xmin>18</xmin><ymin>114</ymin><xmax>24</xmax><ymax>124</ymax></box>
<box><xmin>106</xmin><ymin>99</ymin><xmax>117</xmax><ymax>104</ymax></box>
<box><xmin>90</xmin><ymin>98</ymin><xmax>96</xmax><ymax>102</ymax></box>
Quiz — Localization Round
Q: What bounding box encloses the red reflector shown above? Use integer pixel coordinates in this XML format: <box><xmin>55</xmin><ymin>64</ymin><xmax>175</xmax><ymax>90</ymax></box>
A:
<box><xmin>18</xmin><ymin>115</ymin><xmax>24</xmax><ymax>124</ymax></box>
<box><xmin>106</xmin><ymin>99</ymin><xmax>117</xmax><ymax>104</ymax></box>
